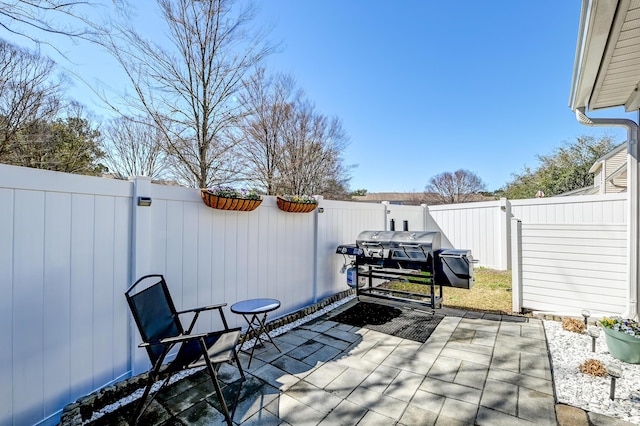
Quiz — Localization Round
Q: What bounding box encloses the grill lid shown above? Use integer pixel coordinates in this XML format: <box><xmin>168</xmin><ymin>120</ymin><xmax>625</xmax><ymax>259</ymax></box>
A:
<box><xmin>356</xmin><ymin>231</ymin><xmax>441</xmax><ymax>259</ymax></box>
<box><xmin>356</xmin><ymin>231</ymin><xmax>441</xmax><ymax>250</ymax></box>
<box><xmin>355</xmin><ymin>231</ymin><xmax>393</xmax><ymax>258</ymax></box>
<box><xmin>356</xmin><ymin>231</ymin><xmax>394</xmax><ymax>247</ymax></box>
<box><xmin>388</xmin><ymin>231</ymin><xmax>441</xmax><ymax>250</ymax></box>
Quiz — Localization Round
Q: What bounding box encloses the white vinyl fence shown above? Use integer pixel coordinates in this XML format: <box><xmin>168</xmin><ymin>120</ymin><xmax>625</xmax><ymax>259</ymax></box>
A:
<box><xmin>0</xmin><ymin>165</ymin><xmax>430</xmax><ymax>426</ymax></box>
<box><xmin>427</xmin><ymin>198</ymin><xmax>511</xmax><ymax>270</ymax></box>
<box><xmin>0</xmin><ymin>163</ymin><xmax>631</xmax><ymax>426</ymax></box>
<box><xmin>0</xmin><ymin>165</ymin><xmax>132</xmax><ymax>426</ymax></box>
<box><xmin>510</xmin><ymin>194</ymin><xmax>628</xmax><ymax>316</ymax></box>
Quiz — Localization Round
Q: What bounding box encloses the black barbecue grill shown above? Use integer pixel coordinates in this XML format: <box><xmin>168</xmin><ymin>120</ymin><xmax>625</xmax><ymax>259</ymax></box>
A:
<box><xmin>337</xmin><ymin>230</ymin><xmax>475</xmax><ymax>308</ymax></box>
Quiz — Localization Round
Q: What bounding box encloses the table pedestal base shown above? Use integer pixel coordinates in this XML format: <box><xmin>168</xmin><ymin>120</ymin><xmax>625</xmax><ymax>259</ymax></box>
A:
<box><xmin>238</xmin><ymin>312</ymin><xmax>281</xmax><ymax>367</ymax></box>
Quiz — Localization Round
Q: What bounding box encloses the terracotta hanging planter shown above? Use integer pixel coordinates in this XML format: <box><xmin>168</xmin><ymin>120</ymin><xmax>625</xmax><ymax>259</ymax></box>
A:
<box><xmin>276</xmin><ymin>196</ymin><xmax>318</xmax><ymax>213</ymax></box>
<box><xmin>201</xmin><ymin>190</ymin><xmax>262</xmax><ymax>211</ymax></box>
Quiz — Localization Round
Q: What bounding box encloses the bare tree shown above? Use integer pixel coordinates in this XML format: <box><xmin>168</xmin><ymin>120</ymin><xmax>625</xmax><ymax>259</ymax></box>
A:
<box><xmin>0</xmin><ymin>39</ymin><xmax>63</xmax><ymax>160</ymax></box>
<box><xmin>238</xmin><ymin>68</ymin><xmax>352</xmax><ymax>197</ymax></box>
<box><xmin>425</xmin><ymin>169</ymin><xmax>487</xmax><ymax>204</ymax></box>
<box><xmin>102</xmin><ymin>115</ymin><xmax>169</xmax><ymax>179</ymax></box>
<box><xmin>278</xmin><ymin>99</ymin><xmax>349</xmax><ymax>196</ymax></box>
<box><xmin>238</xmin><ymin>68</ymin><xmax>297</xmax><ymax>194</ymax></box>
<box><xmin>100</xmin><ymin>0</ymin><xmax>273</xmax><ymax>188</ymax></box>
<box><xmin>0</xmin><ymin>1</ymin><xmax>117</xmax><ymax>50</ymax></box>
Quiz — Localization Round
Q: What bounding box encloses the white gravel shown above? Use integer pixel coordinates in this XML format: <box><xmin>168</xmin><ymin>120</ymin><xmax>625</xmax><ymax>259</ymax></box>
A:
<box><xmin>544</xmin><ymin>320</ymin><xmax>640</xmax><ymax>424</ymax></box>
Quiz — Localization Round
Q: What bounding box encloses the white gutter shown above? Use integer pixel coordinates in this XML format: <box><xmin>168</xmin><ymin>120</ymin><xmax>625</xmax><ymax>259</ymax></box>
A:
<box><xmin>568</xmin><ymin>0</ymin><xmax>592</xmax><ymax>110</ymax></box>
<box><xmin>576</xmin><ymin>108</ymin><xmax>639</xmax><ymax>320</ymax></box>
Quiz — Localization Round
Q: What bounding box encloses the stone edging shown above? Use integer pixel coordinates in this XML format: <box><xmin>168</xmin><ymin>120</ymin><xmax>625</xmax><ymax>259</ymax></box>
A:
<box><xmin>59</xmin><ymin>289</ymin><xmax>354</xmax><ymax>425</ymax></box>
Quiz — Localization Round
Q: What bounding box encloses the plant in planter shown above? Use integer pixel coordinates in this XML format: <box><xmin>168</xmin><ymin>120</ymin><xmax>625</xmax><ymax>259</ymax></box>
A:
<box><xmin>277</xmin><ymin>194</ymin><xmax>318</xmax><ymax>213</ymax></box>
<box><xmin>201</xmin><ymin>186</ymin><xmax>262</xmax><ymax>211</ymax></box>
<box><xmin>600</xmin><ymin>316</ymin><xmax>640</xmax><ymax>364</ymax></box>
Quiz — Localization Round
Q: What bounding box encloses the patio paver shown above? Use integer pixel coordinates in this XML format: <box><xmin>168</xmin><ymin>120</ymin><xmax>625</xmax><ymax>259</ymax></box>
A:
<box><xmin>65</xmin><ymin>299</ymin><xmax>629</xmax><ymax>425</ymax></box>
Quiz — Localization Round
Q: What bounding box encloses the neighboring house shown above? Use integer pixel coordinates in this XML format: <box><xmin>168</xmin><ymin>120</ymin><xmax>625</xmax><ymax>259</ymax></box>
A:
<box><xmin>589</xmin><ymin>143</ymin><xmax>627</xmax><ymax>194</ymax></box>
<box><xmin>558</xmin><ymin>143</ymin><xmax>627</xmax><ymax>196</ymax></box>
<box><xmin>351</xmin><ymin>192</ymin><xmax>437</xmax><ymax>205</ymax></box>
<box><xmin>351</xmin><ymin>192</ymin><xmax>493</xmax><ymax>205</ymax></box>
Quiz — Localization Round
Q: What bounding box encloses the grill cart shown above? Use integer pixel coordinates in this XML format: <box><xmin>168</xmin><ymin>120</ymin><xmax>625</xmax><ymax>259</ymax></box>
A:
<box><xmin>337</xmin><ymin>231</ymin><xmax>475</xmax><ymax>309</ymax></box>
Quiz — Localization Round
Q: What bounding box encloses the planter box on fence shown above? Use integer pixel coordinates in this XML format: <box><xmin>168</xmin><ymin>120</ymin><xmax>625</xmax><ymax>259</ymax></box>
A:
<box><xmin>277</xmin><ymin>196</ymin><xmax>318</xmax><ymax>213</ymax></box>
<box><xmin>201</xmin><ymin>190</ymin><xmax>262</xmax><ymax>211</ymax></box>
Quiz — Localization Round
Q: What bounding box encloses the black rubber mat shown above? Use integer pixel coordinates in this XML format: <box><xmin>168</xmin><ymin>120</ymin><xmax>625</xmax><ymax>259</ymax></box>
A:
<box><xmin>331</xmin><ymin>302</ymin><xmax>443</xmax><ymax>343</ymax></box>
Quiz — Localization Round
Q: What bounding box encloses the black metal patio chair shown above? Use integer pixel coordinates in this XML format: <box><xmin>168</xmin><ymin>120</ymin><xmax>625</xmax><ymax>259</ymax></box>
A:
<box><xmin>125</xmin><ymin>274</ymin><xmax>245</xmax><ymax>425</ymax></box>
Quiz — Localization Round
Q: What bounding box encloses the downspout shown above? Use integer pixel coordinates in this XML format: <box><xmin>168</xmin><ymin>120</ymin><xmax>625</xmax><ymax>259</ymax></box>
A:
<box><xmin>576</xmin><ymin>107</ymin><xmax>639</xmax><ymax>320</ymax></box>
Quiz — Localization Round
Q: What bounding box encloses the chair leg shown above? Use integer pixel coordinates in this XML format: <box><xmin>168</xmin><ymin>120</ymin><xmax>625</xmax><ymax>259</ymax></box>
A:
<box><xmin>234</xmin><ymin>347</ymin><xmax>246</xmax><ymax>381</ymax></box>
<box><xmin>130</xmin><ymin>375</ymin><xmax>153</xmax><ymax>424</ymax></box>
<box><xmin>228</xmin><ymin>347</ymin><xmax>246</xmax><ymax>422</ymax></box>
<box><xmin>129</xmin><ymin>357</ymin><xmax>174</xmax><ymax>424</ymax></box>
<box><xmin>130</xmin><ymin>373</ymin><xmax>168</xmax><ymax>424</ymax></box>
<box><xmin>201</xmin><ymin>340</ymin><xmax>234</xmax><ymax>426</ymax></box>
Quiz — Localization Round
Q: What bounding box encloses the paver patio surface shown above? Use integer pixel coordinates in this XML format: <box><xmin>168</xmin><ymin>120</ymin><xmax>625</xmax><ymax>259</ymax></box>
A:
<box><xmin>76</xmin><ymin>299</ymin><xmax>633</xmax><ymax>425</ymax></box>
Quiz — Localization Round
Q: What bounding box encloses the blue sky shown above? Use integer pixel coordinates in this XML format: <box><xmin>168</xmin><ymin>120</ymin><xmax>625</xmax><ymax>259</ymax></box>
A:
<box><xmin>4</xmin><ymin>1</ymin><xmax>636</xmax><ymax>192</ymax></box>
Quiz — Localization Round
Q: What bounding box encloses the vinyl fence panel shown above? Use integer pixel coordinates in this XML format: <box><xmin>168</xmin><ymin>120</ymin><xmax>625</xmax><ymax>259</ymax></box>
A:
<box><xmin>518</xmin><ymin>223</ymin><xmax>627</xmax><ymax>315</ymax></box>
<box><xmin>0</xmin><ymin>165</ymin><xmax>132</xmax><ymax>426</ymax></box>
<box><xmin>510</xmin><ymin>193</ymin><xmax>627</xmax><ymax>224</ymax></box>
<box><xmin>510</xmin><ymin>193</ymin><xmax>628</xmax><ymax>316</ymax></box>
<box><xmin>386</xmin><ymin>203</ymin><xmax>426</xmax><ymax>231</ymax></box>
<box><xmin>316</xmin><ymin>200</ymin><xmax>387</xmax><ymax>300</ymax></box>
<box><xmin>428</xmin><ymin>199</ymin><xmax>509</xmax><ymax>269</ymax></box>
<box><xmin>0</xmin><ymin>188</ymin><xmax>14</xmax><ymax>425</ymax></box>
<box><xmin>140</xmin><ymin>187</ymin><xmax>318</xmax><ymax>333</ymax></box>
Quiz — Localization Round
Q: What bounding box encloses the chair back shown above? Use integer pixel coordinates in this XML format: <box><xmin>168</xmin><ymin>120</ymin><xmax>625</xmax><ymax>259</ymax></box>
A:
<box><xmin>125</xmin><ymin>274</ymin><xmax>184</xmax><ymax>364</ymax></box>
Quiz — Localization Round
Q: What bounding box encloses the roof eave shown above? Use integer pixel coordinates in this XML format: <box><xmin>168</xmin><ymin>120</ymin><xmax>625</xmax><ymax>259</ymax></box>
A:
<box><xmin>569</xmin><ymin>0</ymin><xmax>620</xmax><ymax>112</ymax></box>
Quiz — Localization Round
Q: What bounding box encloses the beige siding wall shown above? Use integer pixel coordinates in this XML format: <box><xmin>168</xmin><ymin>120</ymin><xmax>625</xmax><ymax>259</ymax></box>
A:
<box><xmin>604</xmin><ymin>149</ymin><xmax>627</xmax><ymax>193</ymax></box>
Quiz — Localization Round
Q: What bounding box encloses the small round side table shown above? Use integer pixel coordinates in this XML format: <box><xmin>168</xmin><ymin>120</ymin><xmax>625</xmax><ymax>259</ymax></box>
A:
<box><xmin>230</xmin><ymin>298</ymin><xmax>281</xmax><ymax>367</ymax></box>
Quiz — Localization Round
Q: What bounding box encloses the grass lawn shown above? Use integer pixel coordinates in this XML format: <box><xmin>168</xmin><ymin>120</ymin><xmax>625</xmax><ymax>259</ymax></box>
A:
<box><xmin>382</xmin><ymin>268</ymin><xmax>514</xmax><ymax>314</ymax></box>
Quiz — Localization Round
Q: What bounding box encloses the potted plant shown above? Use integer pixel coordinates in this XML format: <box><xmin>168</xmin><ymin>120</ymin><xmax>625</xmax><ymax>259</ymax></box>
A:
<box><xmin>599</xmin><ymin>316</ymin><xmax>640</xmax><ymax>364</ymax></box>
<box><xmin>276</xmin><ymin>194</ymin><xmax>318</xmax><ymax>213</ymax></box>
<box><xmin>201</xmin><ymin>186</ymin><xmax>262</xmax><ymax>211</ymax></box>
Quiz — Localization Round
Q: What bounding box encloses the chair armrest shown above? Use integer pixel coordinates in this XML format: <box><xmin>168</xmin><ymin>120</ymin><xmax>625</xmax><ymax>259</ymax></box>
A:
<box><xmin>179</xmin><ymin>303</ymin><xmax>232</xmax><ymax>334</ymax></box>
<box><xmin>156</xmin><ymin>327</ymin><xmax>241</xmax><ymax>346</ymax></box>
<box><xmin>139</xmin><ymin>332</ymin><xmax>214</xmax><ymax>348</ymax></box>
<box><xmin>139</xmin><ymin>337</ymin><xmax>187</xmax><ymax>348</ymax></box>
<box><xmin>160</xmin><ymin>332</ymin><xmax>210</xmax><ymax>345</ymax></box>
<box><xmin>176</xmin><ymin>303</ymin><xmax>227</xmax><ymax>315</ymax></box>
